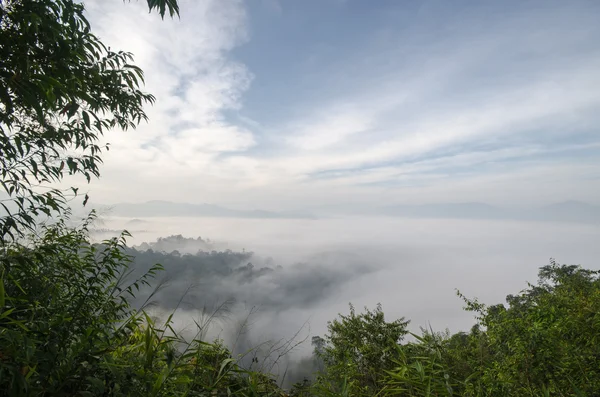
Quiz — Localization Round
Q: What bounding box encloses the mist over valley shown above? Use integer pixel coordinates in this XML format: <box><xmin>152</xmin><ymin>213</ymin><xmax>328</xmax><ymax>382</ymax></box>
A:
<box><xmin>87</xmin><ymin>202</ymin><xmax>600</xmax><ymax>380</ymax></box>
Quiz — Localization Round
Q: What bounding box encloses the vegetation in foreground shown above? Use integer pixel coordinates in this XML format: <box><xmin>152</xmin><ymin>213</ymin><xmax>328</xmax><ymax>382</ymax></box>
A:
<box><xmin>1</xmin><ymin>217</ymin><xmax>599</xmax><ymax>396</ymax></box>
<box><xmin>1</xmin><ymin>0</ymin><xmax>598</xmax><ymax>395</ymax></box>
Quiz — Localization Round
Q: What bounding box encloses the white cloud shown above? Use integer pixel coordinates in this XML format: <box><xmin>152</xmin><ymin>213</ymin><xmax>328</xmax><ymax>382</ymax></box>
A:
<box><xmin>76</xmin><ymin>1</ymin><xmax>600</xmax><ymax>209</ymax></box>
<box><xmin>167</xmin><ymin>124</ymin><xmax>255</xmax><ymax>154</ymax></box>
<box><xmin>286</xmin><ymin>105</ymin><xmax>374</xmax><ymax>151</ymax></box>
<box><xmin>81</xmin><ymin>0</ymin><xmax>256</xmax><ymax>181</ymax></box>
<box><xmin>244</xmin><ymin>68</ymin><xmax>599</xmax><ymax>186</ymax></box>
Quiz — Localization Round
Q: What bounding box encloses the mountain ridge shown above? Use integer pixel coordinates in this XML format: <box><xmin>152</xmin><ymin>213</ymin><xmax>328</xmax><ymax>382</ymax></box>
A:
<box><xmin>96</xmin><ymin>200</ymin><xmax>316</xmax><ymax>219</ymax></box>
<box><xmin>93</xmin><ymin>200</ymin><xmax>600</xmax><ymax>224</ymax></box>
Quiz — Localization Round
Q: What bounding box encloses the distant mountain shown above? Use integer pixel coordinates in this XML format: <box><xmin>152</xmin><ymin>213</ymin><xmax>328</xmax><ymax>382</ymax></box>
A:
<box><xmin>377</xmin><ymin>202</ymin><xmax>510</xmax><ymax>219</ymax></box>
<box><xmin>94</xmin><ymin>200</ymin><xmax>599</xmax><ymax>224</ymax></box>
<box><xmin>379</xmin><ymin>201</ymin><xmax>600</xmax><ymax>224</ymax></box>
<box><xmin>126</xmin><ymin>218</ymin><xmax>148</xmax><ymax>226</ymax></box>
<box><xmin>98</xmin><ymin>200</ymin><xmax>316</xmax><ymax>219</ymax></box>
<box><xmin>311</xmin><ymin>201</ymin><xmax>600</xmax><ymax>224</ymax></box>
<box><xmin>530</xmin><ymin>201</ymin><xmax>600</xmax><ymax>223</ymax></box>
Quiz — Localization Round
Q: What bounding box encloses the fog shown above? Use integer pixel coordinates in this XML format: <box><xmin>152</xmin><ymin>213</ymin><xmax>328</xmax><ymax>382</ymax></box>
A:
<box><xmin>91</xmin><ymin>214</ymin><xmax>600</xmax><ymax>351</ymax></box>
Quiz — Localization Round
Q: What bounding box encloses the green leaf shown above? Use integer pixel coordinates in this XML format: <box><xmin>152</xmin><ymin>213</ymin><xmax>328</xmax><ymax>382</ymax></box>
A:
<box><xmin>82</xmin><ymin>110</ymin><xmax>91</xmax><ymax>128</ymax></box>
<box><xmin>0</xmin><ymin>272</ymin><xmax>5</xmax><ymax>308</ymax></box>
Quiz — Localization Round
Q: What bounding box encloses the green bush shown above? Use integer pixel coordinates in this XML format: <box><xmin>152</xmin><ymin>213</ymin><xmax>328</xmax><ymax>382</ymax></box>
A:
<box><xmin>306</xmin><ymin>262</ymin><xmax>600</xmax><ymax>397</ymax></box>
<box><xmin>0</xmin><ymin>216</ymin><xmax>284</xmax><ymax>396</ymax></box>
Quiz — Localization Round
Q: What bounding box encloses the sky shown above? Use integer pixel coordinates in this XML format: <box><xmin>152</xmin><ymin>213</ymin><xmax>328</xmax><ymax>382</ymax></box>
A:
<box><xmin>83</xmin><ymin>0</ymin><xmax>600</xmax><ymax>210</ymax></box>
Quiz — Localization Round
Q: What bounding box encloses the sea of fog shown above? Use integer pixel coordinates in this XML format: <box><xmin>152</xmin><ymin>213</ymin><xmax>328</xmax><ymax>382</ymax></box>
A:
<box><xmin>92</xmin><ymin>215</ymin><xmax>600</xmax><ymax>342</ymax></box>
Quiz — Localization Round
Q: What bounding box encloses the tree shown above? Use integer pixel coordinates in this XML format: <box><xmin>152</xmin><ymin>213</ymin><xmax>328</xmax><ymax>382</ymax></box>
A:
<box><xmin>0</xmin><ymin>215</ymin><xmax>160</xmax><ymax>395</ymax></box>
<box><xmin>383</xmin><ymin>330</ymin><xmax>459</xmax><ymax>397</ymax></box>
<box><xmin>0</xmin><ymin>0</ymin><xmax>178</xmax><ymax>242</ymax></box>
<box><xmin>460</xmin><ymin>260</ymin><xmax>600</xmax><ymax>396</ymax></box>
<box><xmin>0</xmin><ymin>215</ymin><xmax>287</xmax><ymax>396</ymax></box>
<box><xmin>144</xmin><ymin>0</ymin><xmax>179</xmax><ymax>18</ymax></box>
<box><xmin>317</xmin><ymin>303</ymin><xmax>409</xmax><ymax>396</ymax></box>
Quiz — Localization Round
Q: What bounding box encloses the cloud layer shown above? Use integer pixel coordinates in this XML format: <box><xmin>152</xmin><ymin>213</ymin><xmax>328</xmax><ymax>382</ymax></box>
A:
<box><xmin>79</xmin><ymin>0</ymin><xmax>600</xmax><ymax>209</ymax></box>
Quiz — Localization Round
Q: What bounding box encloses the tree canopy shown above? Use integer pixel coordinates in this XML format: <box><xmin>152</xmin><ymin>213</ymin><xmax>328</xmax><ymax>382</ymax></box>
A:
<box><xmin>308</xmin><ymin>262</ymin><xmax>600</xmax><ymax>397</ymax></box>
<box><xmin>0</xmin><ymin>0</ymin><xmax>178</xmax><ymax>242</ymax></box>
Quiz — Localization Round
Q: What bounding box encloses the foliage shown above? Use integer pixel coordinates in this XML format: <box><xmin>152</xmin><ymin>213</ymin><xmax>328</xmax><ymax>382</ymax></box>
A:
<box><xmin>0</xmin><ymin>214</ymin><xmax>155</xmax><ymax>395</ymax></box>
<box><xmin>315</xmin><ymin>303</ymin><xmax>409</xmax><ymax>396</ymax></box>
<box><xmin>457</xmin><ymin>260</ymin><xmax>600</xmax><ymax>396</ymax></box>
<box><xmin>145</xmin><ymin>0</ymin><xmax>180</xmax><ymax>19</ymax></box>
<box><xmin>300</xmin><ymin>261</ymin><xmax>600</xmax><ymax>397</ymax></box>
<box><xmin>0</xmin><ymin>0</ymin><xmax>177</xmax><ymax>242</ymax></box>
<box><xmin>0</xmin><ymin>216</ymin><xmax>286</xmax><ymax>396</ymax></box>
<box><xmin>382</xmin><ymin>331</ymin><xmax>458</xmax><ymax>397</ymax></box>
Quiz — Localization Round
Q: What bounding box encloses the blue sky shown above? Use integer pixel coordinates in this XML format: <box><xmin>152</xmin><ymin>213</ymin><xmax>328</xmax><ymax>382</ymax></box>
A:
<box><xmin>83</xmin><ymin>0</ymin><xmax>600</xmax><ymax>209</ymax></box>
